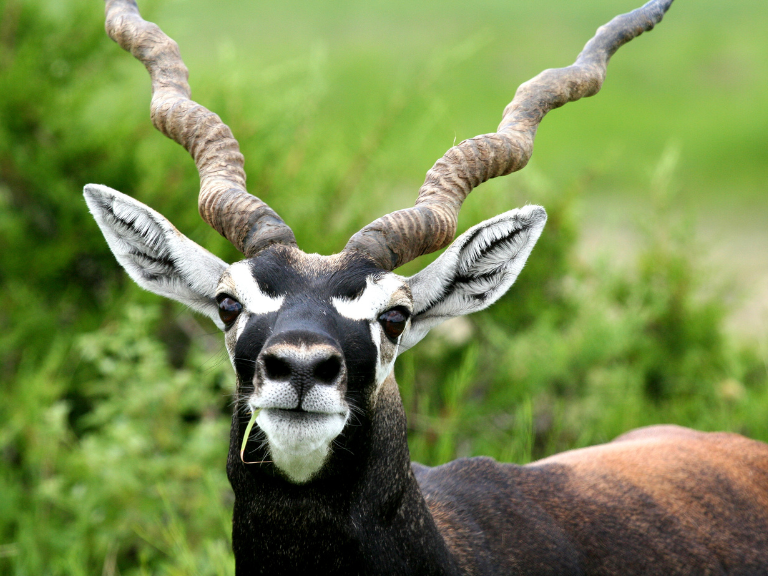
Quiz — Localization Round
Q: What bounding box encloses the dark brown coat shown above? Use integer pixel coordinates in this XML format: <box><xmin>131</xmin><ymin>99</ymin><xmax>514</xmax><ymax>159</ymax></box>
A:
<box><xmin>416</xmin><ymin>425</ymin><xmax>768</xmax><ymax>575</ymax></box>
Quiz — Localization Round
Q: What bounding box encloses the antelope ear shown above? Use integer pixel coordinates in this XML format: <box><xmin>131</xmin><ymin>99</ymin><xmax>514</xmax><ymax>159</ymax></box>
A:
<box><xmin>400</xmin><ymin>205</ymin><xmax>546</xmax><ymax>353</ymax></box>
<box><xmin>84</xmin><ymin>184</ymin><xmax>228</xmax><ymax>329</ymax></box>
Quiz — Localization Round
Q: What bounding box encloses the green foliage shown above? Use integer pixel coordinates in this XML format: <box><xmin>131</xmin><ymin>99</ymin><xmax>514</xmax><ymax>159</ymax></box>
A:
<box><xmin>400</xmin><ymin>152</ymin><xmax>768</xmax><ymax>466</ymax></box>
<box><xmin>0</xmin><ymin>0</ymin><xmax>143</xmax><ymax>386</ymax></box>
<box><xmin>1</xmin><ymin>0</ymin><xmax>767</xmax><ymax>573</ymax></box>
<box><xmin>74</xmin><ymin>306</ymin><xmax>232</xmax><ymax>575</ymax></box>
<box><xmin>1</xmin><ymin>304</ymin><xmax>234</xmax><ymax>575</ymax></box>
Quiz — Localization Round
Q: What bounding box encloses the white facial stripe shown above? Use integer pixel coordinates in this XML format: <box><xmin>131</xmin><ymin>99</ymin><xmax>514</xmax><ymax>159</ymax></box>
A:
<box><xmin>380</xmin><ymin>336</ymin><xmax>400</xmax><ymax>384</ymax></box>
<box><xmin>330</xmin><ymin>273</ymin><xmax>412</xmax><ymax>396</ymax></box>
<box><xmin>369</xmin><ymin>323</ymin><xmax>384</xmax><ymax>384</ymax></box>
<box><xmin>331</xmin><ymin>274</ymin><xmax>410</xmax><ymax>321</ymax></box>
<box><xmin>222</xmin><ymin>310</ymin><xmax>250</xmax><ymax>368</ymax></box>
<box><xmin>223</xmin><ymin>263</ymin><xmax>414</xmax><ymax>483</ymax></box>
<box><xmin>261</xmin><ymin>343</ymin><xmax>338</xmax><ymax>366</ymax></box>
<box><xmin>235</xmin><ymin>311</ymin><xmax>250</xmax><ymax>340</ymax></box>
<box><xmin>368</xmin><ymin>324</ymin><xmax>400</xmax><ymax>385</ymax></box>
<box><xmin>225</xmin><ymin>262</ymin><xmax>284</xmax><ymax>314</ymax></box>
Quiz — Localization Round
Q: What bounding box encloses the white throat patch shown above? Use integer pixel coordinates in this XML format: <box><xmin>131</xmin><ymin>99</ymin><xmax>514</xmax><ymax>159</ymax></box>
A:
<box><xmin>256</xmin><ymin>409</ymin><xmax>347</xmax><ymax>483</ymax></box>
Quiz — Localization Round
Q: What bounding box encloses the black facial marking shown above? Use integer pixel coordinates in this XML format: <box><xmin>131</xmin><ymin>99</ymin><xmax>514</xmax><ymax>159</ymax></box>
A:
<box><xmin>248</xmin><ymin>248</ymin><xmax>381</xmax><ymax>301</ymax></box>
<box><xmin>230</xmin><ymin>248</ymin><xmax>392</xmax><ymax>486</ymax></box>
<box><xmin>233</xmin><ymin>248</ymin><xmax>380</xmax><ymax>398</ymax></box>
<box><xmin>234</xmin><ymin>312</ymin><xmax>275</xmax><ymax>387</ymax></box>
<box><xmin>247</xmin><ymin>253</ymin><xmax>300</xmax><ymax>298</ymax></box>
<box><xmin>325</xmin><ymin>262</ymin><xmax>382</xmax><ymax>300</ymax></box>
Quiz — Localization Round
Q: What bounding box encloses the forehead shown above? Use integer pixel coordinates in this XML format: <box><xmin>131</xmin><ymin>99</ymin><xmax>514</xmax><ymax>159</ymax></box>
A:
<box><xmin>219</xmin><ymin>247</ymin><xmax>404</xmax><ymax>306</ymax></box>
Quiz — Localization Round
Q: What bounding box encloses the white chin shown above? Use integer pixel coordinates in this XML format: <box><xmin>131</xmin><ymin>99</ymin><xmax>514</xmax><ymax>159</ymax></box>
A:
<box><xmin>257</xmin><ymin>409</ymin><xmax>347</xmax><ymax>483</ymax></box>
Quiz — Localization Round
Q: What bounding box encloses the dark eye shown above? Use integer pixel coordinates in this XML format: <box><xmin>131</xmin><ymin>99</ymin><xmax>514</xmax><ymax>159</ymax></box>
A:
<box><xmin>217</xmin><ymin>295</ymin><xmax>243</xmax><ymax>326</ymax></box>
<box><xmin>378</xmin><ymin>308</ymin><xmax>410</xmax><ymax>342</ymax></box>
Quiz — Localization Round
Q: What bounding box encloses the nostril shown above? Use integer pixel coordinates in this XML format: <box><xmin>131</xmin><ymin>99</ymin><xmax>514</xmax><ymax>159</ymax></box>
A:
<box><xmin>263</xmin><ymin>355</ymin><xmax>291</xmax><ymax>381</ymax></box>
<box><xmin>314</xmin><ymin>356</ymin><xmax>342</xmax><ymax>384</ymax></box>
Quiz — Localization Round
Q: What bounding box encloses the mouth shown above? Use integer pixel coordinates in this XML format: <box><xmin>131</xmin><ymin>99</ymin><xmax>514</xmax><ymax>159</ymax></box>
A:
<box><xmin>256</xmin><ymin>407</ymin><xmax>347</xmax><ymax>449</ymax></box>
<box><xmin>273</xmin><ymin>406</ymin><xmax>310</xmax><ymax>415</ymax></box>
<box><xmin>268</xmin><ymin>407</ymin><xmax>339</xmax><ymax>422</ymax></box>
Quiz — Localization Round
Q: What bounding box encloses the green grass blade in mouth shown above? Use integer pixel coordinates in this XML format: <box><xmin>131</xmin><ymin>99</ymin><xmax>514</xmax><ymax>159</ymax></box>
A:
<box><xmin>240</xmin><ymin>409</ymin><xmax>263</xmax><ymax>464</ymax></box>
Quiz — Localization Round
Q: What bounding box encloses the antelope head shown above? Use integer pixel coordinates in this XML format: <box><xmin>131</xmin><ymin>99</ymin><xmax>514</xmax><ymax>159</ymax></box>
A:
<box><xmin>86</xmin><ymin>0</ymin><xmax>667</xmax><ymax>483</ymax></box>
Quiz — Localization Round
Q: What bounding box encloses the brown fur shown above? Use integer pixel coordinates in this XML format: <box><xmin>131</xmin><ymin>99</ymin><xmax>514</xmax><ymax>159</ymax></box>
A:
<box><xmin>417</xmin><ymin>425</ymin><xmax>768</xmax><ymax>575</ymax></box>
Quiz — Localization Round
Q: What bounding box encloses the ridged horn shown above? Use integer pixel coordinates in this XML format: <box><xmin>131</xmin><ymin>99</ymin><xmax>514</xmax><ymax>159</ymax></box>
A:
<box><xmin>343</xmin><ymin>0</ymin><xmax>674</xmax><ymax>270</ymax></box>
<box><xmin>104</xmin><ymin>0</ymin><xmax>297</xmax><ymax>257</ymax></box>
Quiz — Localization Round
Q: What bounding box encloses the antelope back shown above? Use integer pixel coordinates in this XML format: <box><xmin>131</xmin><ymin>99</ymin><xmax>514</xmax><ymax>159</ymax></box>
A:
<box><xmin>416</xmin><ymin>426</ymin><xmax>768</xmax><ymax>574</ymax></box>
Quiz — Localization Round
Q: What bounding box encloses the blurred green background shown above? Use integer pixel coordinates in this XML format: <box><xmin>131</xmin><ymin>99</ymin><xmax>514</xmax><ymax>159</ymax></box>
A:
<box><xmin>1</xmin><ymin>0</ymin><xmax>767</xmax><ymax>573</ymax></box>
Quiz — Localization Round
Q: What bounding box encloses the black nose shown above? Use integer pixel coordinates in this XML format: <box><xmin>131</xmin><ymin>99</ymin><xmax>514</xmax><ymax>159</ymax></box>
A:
<box><xmin>259</xmin><ymin>342</ymin><xmax>345</xmax><ymax>403</ymax></box>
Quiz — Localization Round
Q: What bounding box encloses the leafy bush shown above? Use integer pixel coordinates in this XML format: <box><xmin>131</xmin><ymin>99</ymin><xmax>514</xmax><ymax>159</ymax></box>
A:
<box><xmin>399</xmin><ymin>157</ymin><xmax>768</xmax><ymax>466</ymax></box>
<box><xmin>1</xmin><ymin>304</ymin><xmax>234</xmax><ymax>574</ymax></box>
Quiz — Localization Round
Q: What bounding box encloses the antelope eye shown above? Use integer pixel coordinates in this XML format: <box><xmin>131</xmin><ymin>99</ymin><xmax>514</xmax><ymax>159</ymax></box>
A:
<box><xmin>378</xmin><ymin>308</ymin><xmax>410</xmax><ymax>342</ymax></box>
<box><xmin>217</xmin><ymin>295</ymin><xmax>243</xmax><ymax>326</ymax></box>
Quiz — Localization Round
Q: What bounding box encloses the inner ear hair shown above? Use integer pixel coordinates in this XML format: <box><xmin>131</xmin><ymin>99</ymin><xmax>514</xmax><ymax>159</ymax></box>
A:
<box><xmin>412</xmin><ymin>206</ymin><xmax>546</xmax><ymax>317</ymax></box>
<box><xmin>397</xmin><ymin>207</ymin><xmax>545</xmax><ymax>354</ymax></box>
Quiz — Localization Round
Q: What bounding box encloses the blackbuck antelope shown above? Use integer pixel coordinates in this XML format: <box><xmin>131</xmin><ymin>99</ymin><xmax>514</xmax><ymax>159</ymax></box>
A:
<box><xmin>85</xmin><ymin>0</ymin><xmax>768</xmax><ymax>574</ymax></box>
